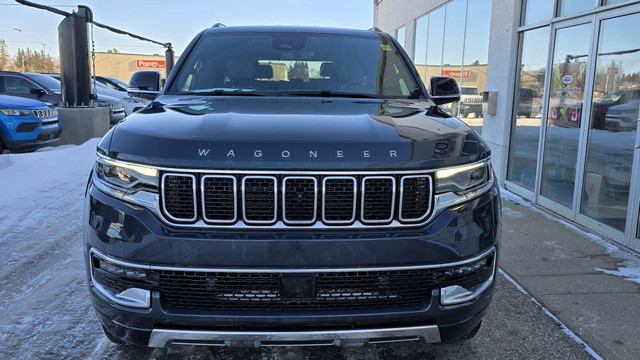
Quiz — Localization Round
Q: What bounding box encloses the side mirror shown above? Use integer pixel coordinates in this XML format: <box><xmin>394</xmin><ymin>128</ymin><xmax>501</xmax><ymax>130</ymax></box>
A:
<box><xmin>30</xmin><ymin>88</ymin><xmax>45</xmax><ymax>97</ymax></box>
<box><xmin>429</xmin><ymin>76</ymin><xmax>460</xmax><ymax>105</ymax></box>
<box><xmin>128</xmin><ymin>71</ymin><xmax>162</xmax><ymax>101</ymax></box>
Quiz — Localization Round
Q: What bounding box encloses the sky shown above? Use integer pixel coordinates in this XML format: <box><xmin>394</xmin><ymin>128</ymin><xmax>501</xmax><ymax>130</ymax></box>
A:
<box><xmin>0</xmin><ymin>0</ymin><xmax>374</xmax><ymax>57</ymax></box>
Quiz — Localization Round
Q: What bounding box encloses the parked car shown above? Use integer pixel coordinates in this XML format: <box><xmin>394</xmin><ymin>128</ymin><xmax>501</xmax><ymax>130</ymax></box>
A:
<box><xmin>517</xmin><ymin>87</ymin><xmax>542</xmax><ymax>118</ymax></box>
<box><xmin>604</xmin><ymin>98</ymin><xmax>640</xmax><ymax>131</ymax></box>
<box><xmin>0</xmin><ymin>94</ymin><xmax>61</xmax><ymax>152</ymax></box>
<box><xmin>94</xmin><ymin>76</ymin><xmax>128</xmax><ymax>92</ymax></box>
<box><xmin>592</xmin><ymin>88</ymin><xmax>640</xmax><ymax>130</ymax></box>
<box><xmin>457</xmin><ymin>86</ymin><xmax>483</xmax><ymax>117</ymax></box>
<box><xmin>46</xmin><ymin>74</ymin><xmax>150</xmax><ymax>116</ymax></box>
<box><xmin>0</xmin><ymin>71</ymin><xmax>126</xmax><ymax>125</ymax></box>
<box><xmin>85</xmin><ymin>26</ymin><xmax>500</xmax><ymax>348</ymax></box>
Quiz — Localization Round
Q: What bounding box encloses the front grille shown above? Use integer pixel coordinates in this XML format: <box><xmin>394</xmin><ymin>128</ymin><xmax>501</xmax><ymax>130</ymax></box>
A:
<box><xmin>32</xmin><ymin>108</ymin><xmax>57</xmax><ymax>119</ymax></box>
<box><xmin>162</xmin><ymin>174</ymin><xmax>197</xmax><ymax>222</ymax></box>
<box><xmin>361</xmin><ymin>177</ymin><xmax>395</xmax><ymax>223</ymax></box>
<box><xmin>400</xmin><ymin>176</ymin><xmax>432</xmax><ymax>221</ymax></box>
<box><xmin>155</xmin><ymin>253</ymin><xmax>494</xmax><ymax>311</ymax></box>
<box><xmin>159</xmin><ymin>172</ymin><xmax>433</xmax><ymax>227</ymax></box>
<box><xmin>243</xmin><ymin>176</ymin><xmax>277</xmax><ymax>224</ymax></box>
<box><xmin>283</xmin><ymin>177</ymin><xmax>317</xmax><ymax>224</ymax></box>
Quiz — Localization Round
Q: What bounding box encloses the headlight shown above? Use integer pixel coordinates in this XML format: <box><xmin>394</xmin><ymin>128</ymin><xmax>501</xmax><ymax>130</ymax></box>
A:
<box><xmin>435</xmin><ymin>160</ymin><xmax>491</xmax><ymax>194</ymax></box>
<box><xmin>1</xmin><ymin>109</ymin><xmax>32</xmax><ymax>116</ymax></box>
<box><xmin>96</xmin><ymin>155</ymin><xmax>159</xmax><ymax>191</ymax></box>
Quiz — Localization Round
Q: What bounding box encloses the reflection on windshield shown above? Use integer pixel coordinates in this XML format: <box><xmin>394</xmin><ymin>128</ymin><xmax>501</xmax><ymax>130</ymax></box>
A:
<box><xmin>168</xmin><ymin>33</ymin><xmax>421</xmax><ymax>99</ymax></box>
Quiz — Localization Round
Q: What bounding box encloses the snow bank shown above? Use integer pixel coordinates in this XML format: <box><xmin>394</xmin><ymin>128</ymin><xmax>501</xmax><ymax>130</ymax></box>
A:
<box><xmin>501</xmin><ymin>188</ymin><xmax>640</xmax><ymax>285</ymax></box>
<box><xmin>0</xmin><ymin>139</ymin><xmax>99</xmax><ymax>229</ymax></box>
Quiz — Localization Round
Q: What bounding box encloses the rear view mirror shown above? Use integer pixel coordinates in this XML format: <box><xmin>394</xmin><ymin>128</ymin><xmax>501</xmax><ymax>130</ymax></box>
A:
<box><xmin>128</xmin><ymin>71</ymin><xmax>163</xmax><ymax>101</ymax></box>
<box><xmin>429</xmin><ymin>76</ymin><xmax>461</xmax><ymax>105</ymax></box>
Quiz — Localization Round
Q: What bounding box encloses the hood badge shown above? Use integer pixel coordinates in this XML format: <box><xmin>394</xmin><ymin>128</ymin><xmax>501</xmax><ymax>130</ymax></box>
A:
<box><xmin>197</xmin><ymin>149</ymin><xmax>398</xmax><ymax>159</ymax></box>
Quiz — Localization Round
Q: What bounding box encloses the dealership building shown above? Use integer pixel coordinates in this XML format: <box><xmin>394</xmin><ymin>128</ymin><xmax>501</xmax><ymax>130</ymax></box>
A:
<box><xmin>93</xmin><ymin>51</ymin><xmax>170</xmax><ymax>84</ymax></box>
<box><xmin>375</xmin><ymin>0</ymin><xmax>640</xmax><ymax>251</ymax></box>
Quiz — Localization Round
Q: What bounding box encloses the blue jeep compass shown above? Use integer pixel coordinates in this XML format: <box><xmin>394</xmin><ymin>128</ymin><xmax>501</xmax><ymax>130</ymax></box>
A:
<box><xmin>0</xmin><ymin>94</ymin><xmax>61</xmax><ymax>152</ymax></box>
<box><xmin>84</xmin><ymin>25</ymin><xmax>501</xmax><ymax>348</ymax></box>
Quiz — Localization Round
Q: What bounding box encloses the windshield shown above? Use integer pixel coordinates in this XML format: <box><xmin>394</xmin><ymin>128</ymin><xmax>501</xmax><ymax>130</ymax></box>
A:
<box><xmin>28</xmin><ymin>73</ymin><xmax>62</xmax><ymax>92</ymax></box>
<box><xmin>168</xmin><ymin>33</ymin><xmax>422</xmax><ymax>98</ymax></box>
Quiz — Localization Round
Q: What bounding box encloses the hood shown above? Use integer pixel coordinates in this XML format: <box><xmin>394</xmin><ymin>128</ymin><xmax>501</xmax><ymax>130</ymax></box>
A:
<box><xmin>105</xmin><ymin>96</ymin><xmax>490</xmax><ymax>170</ymax></box>
<box><xmin>0</xmin><ymin>94</ymin><xmax>51</xmax><ymax>109</ymax></box>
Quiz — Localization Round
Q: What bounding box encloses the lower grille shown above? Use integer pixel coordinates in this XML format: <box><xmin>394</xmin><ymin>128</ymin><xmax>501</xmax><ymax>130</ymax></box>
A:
<box><xmin>156</xmin><ymin>253</ymin><xmax>494</xmax><ymax>311</ymax></box>
<box><xmin>158</xmin><ymin>269</ymin><xmax>434</xmax><ymax>311</ymax></box>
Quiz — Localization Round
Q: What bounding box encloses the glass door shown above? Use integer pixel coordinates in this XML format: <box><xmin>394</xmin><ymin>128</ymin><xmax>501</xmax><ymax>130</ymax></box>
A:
<box><xmin>538</xmin><ymin>21</ymin><xmax>594</xmax><ymax>217</ymax></box>
<box><xmin>578</xmin><ymin>11</ymin><xmax>640</xmax><ymax>242</ymax></box>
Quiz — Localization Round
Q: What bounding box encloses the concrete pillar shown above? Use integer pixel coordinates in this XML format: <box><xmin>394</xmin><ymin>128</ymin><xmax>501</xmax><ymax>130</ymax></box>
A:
<box><xmin>57</xmin><ymin>107</ymin><xmax>110</xmax><ymax>145</ymax></box>
<box><xmin>480</xmin><ymin>0</ymin><xmax>520</xmax><ymax>185</ymax></box>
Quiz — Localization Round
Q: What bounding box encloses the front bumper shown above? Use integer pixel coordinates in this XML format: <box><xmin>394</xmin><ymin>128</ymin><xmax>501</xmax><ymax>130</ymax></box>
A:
<box><xmin>0</xmin><ymin>125</ymin><xmax>61</xmax><ymax>151</ymax></box>
<box><xmin>84</xmin><ymin>179</ymin><xmax>501</xmax><ymax>347</ymax></box>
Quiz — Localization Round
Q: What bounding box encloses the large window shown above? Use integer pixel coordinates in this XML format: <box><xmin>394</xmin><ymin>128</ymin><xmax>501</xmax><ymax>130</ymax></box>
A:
<box><xmin>395</xmin><ymin>26</ymin><xmax>406</xmax><ymax>49</ymax></box>
<box><xmin>507</xmin><ymin>27</ymin><xmax>551</xmax><ymax>190</ymax></box>
<box><xmin>411</xmin><ymin>0</ymin><xmax>492</xmax><ymax>133</ymax></box>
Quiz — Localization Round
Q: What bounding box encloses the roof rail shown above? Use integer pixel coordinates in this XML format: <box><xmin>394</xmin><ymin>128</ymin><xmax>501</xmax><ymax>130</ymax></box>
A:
<box><xmin>368</xmin><ymin>27</ymin><xmax>382</xmax><ymax>32</ymax></box>
<box><xmin>211</xmin><ymin>23</ymin><xmax>226</xmax><ymax>28</ymax></box>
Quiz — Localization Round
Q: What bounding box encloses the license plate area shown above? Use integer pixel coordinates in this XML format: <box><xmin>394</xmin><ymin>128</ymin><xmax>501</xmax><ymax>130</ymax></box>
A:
<box><xmin>279</xmin><ymin>274</ymin><xmax>317</xmax><ymax>301</ymax></box>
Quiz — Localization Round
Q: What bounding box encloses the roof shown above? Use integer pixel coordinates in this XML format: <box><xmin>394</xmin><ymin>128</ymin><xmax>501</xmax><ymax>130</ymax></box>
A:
<box><xmin>203</xmin><ymin>25</ymin><xmax>382</xmax><ymax>38</ymax></box>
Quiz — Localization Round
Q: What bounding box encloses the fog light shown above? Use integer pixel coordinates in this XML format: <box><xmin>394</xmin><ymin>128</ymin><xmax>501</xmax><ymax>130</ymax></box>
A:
<box><xmin>91</xmin><ymin>251</ymin><xmax>151</xmax><ymax>309</ymax></box>
<box><xmin>438</xmin><ymin>252</ymin><xmax>496</xmax><ymax>306</ymax></box>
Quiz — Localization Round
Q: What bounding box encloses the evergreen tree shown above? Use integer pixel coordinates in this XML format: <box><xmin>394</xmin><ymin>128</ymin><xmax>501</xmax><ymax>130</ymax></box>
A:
<box><xmin>0</xmin><ymin>39</ymin><xmax>9</xmax><ymax>71</ymax></box>
<box><xmin>287</xmin><ymin>61</ymin><xmax>310</xmax><ymax>82</ymax></box>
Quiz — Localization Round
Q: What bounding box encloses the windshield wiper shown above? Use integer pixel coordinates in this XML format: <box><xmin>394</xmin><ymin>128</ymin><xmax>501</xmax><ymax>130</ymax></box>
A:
<box><xmin>279</xmin><ymin>90</ymin><xmax>379</xmax><ymax>99</ymax></box>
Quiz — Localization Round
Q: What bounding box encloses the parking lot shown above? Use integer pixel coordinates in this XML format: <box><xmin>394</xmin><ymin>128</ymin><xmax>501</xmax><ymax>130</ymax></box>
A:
<box><xmin>0</xmin><ymin>141</ymin><xmax>595</xmax><ymax>360</ymax></box>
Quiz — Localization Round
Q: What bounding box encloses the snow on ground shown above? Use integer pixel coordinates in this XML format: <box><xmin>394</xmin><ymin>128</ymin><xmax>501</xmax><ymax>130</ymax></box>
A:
<box><xmin>0</xmin><ymin>139</ymin><xmax>105</xmax><ymax>360</ymax></box>
<box><xmin>501</xmin><ymin>188</ymin><xmax>640</xmax><ymax>285</ymax></box>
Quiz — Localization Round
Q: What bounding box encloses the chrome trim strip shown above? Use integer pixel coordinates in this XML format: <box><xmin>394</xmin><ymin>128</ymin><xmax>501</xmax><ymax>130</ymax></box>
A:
<box><xmin>440</xmin><ymin>249</ymin><xmax>497</xmax><ymax>306</ymax></box>
<box><xmin>398</xmin><ymin>174</ymin><xmax>434</xmax><ymax>223</ymax></box>
<box><xmin>160</xmin><ymin>173</ymin><xmax>198</xmax><ymax>223</ymax></box>
<box><xmin>282</xmin><ymin>176</ymin><xmax>318</xmax><ymax>225</ymax></box>
<box><xmin>360</xmin><ymin>176</ymin><xmax>396</xmax><ymax>224</ymax></box>
<box><xmin>200</xmin><ymin>175</ymin><xmax>237</xmax><ymax>224</ymax></box>
<box><xmin>96</xmin><ymin>152</ymin><xmax>490</xmax><ymax>176</ymax></box>
<box><xmin>148</xmin><ymin>325</ymin><xmax>441</xmax><ymax>347</ymax></box>
<box><xmin>321</xmin><ymin>176</ymin><xmax>357</xmax><ymax>225</ymax></box>
<box><xmin>89</xmin><ymin>246</ymin><xmax>496</xmax><ymax>273</ymax></box>
<box><xmin>242</xmin><ymin>175</ymin><xmax>278</xmax><ymax>225</ymax></box>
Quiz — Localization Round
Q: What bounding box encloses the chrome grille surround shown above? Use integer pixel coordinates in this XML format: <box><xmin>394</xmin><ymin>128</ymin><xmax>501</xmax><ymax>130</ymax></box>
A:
<box><xmin>360</xmin><ymin>176</ymin><xmax>396</xmax><ymax>224</ymax></box>
<box><xmin>201</xmin><ymin>175</ymin><xmax>237</xmax><ymax>224</ymax></box>
<box><xmin>399</xmin><ymin>175</ymin><xmax>434</xmax><ymax>223</ymax></box>
<box><xmin>282</xmin><ymin>176</ymin><xmax>318</xmax><ymax>225</ymax></box>
<box><xmin>161</xmin><ymin>173</ymin><xmax>197</xmax><ymax>223</ymax></box>
<box><xmin>322</xmin><ymin>176</ymin><xmax>357</xmax><ymax>225</ymax></box>
<box><xmin>241</xmin><ymin>176</ymin><xmax>278</xmax><ymax>225</ymax></box>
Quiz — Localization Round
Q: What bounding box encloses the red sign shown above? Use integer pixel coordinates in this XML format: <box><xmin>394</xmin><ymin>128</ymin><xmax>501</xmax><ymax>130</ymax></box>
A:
<box><xmin>442</xmin><ymin>69</ymin><xmax>470</xmax><ymax>79</ymax></box>
<box><xmin>136</xmin><ymin>60</ymin><xmax>166</xmax><ymax>69</ymax></box>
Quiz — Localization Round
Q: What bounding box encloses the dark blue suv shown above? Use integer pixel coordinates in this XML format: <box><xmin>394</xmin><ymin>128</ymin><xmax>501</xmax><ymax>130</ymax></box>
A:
<box><xmin>0</xmin><ymin>94</ymin><xmax>61</xmax><ymax>152</ymax></box>
<box><xmin>85</xmin><ymin>26</ymin><xmax>501</xmax><ymax>348</ymax></box>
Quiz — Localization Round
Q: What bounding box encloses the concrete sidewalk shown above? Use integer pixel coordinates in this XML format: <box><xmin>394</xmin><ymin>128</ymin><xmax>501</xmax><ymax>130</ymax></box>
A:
<box><xmin>500</xmin><ymin>190</ymin><xmax>640</xmax><ymax>360</ymax></box>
